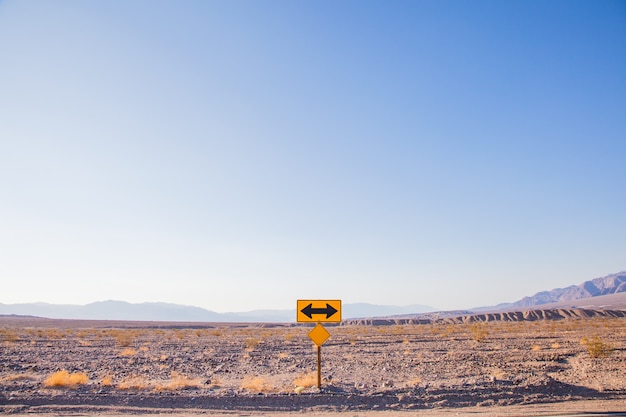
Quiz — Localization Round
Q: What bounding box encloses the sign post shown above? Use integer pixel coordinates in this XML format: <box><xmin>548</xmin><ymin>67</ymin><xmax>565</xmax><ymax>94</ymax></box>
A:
<box><xmin>297</xmin><ymin>300</ymin><xmax>342</xmax><ymax>390</ymax></box>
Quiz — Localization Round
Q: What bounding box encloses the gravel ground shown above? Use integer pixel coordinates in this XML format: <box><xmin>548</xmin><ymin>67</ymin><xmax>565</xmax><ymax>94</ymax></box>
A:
<box><xmin>1</xmin><ymin>315</ymin><xmax>625</xmax><ymax>413</ymax></box>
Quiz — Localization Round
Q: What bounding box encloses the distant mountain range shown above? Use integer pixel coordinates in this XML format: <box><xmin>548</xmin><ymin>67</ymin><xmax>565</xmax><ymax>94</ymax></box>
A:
<box><xmin>504</xmin><ymin>271</ymin><xmax>626</xmax><ymax>310</ymax></box>
<box><xmin>2</xmin><ymin>271</ymin><xmax>624</xmax><ymax>322</ymax></box>
<box><xmin>0</xmin><ymin>300</ymin><xmax>435</xmax><ymax>323</ymax></box>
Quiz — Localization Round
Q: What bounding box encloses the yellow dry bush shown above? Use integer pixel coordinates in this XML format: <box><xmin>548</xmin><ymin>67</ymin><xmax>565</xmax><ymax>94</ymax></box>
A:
<box><xmin>119</xmin><ymin>348</ymin><xmax>138</xmax><ymax>357</ymax></box>
<box><xmin>101</xmin><ymin>376</ymin><xmax>113</xmax><ymax>386</ymax></box>
<box><xmin>109</xmin><ymin>330</ymin><xmax>136</xmax><ymax>347</ymax></box>
<box><xmin>1</xmin><ymin>373</ymin><xmax>37</xmax><ymax>383</ymax></box>
<box><xmin>241</xmin><ymin>376</ymin><xmax>275</xmax><ymax>393</ymax></box>
<box><xmin>44</xmin><ymin>370</ymin><xmax>89</xmax><ymax>388</ymax></box>
<box><xmin>245</xmin><ymin>338</ymin><xmax>260</xmax><ymax>350</ymax></box>
<box><xmin>468</xmin><ymin>323</ymin><xmax>489</xmax><ymax>342</ymax></box>
<box><xmin>293</xmin><ymin>371</ymin><xmax>317</xmax><ymax>388</ymax></box>
<box><xmin>0</xmin><ymin>329</ymin><xmax>19</xmax><ymax>342</ymax></box>
<box><xmin>154</xmin><ymin>372</ymin><xmax>202</xmax><ymax>391</ymax></box>
<box><xmin>406</xmin><ymin>376</ymin><xmax>422</xmax><ymax>386</ymax></box>
<box><xmin>582</xmin><ymin>336</ymin><xmax>614</xmax><ymax>358</ymax></box>
<box><xmin>117</xmin><ymin>376</ymin><xmax>149</xmax><ymax>390</ymax></box>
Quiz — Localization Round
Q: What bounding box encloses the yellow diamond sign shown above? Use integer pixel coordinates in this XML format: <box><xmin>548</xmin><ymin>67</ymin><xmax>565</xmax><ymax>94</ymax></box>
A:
<box><xmin>308</xmin><ymin>323</ymin><xmax>330</xmax><ymax>346</ymax></box>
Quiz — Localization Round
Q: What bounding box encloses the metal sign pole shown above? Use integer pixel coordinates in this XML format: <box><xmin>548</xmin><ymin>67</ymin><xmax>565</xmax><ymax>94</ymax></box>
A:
<box><xmin>317</xmin><ymin>344</ymin><xmax>322</xmax><ymax>389</ymax></box>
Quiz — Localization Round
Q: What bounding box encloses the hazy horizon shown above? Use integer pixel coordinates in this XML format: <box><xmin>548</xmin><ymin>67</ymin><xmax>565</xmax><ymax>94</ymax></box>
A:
<box><xmin>1</xmin><ymin>1</ymin><xmax>624</xmax><ymax>313</ymax></box>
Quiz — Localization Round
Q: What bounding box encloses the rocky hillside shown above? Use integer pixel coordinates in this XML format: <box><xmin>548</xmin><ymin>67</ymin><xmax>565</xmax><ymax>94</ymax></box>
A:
<box><xmin>344</xmin><ymin>308</ymin><xmax>626</xmax><ymax>326</ymax></box>
<box><xmin>509</xmin><ymin>271</ymin><xmax>626</xmax><ymax>309</ymax></box>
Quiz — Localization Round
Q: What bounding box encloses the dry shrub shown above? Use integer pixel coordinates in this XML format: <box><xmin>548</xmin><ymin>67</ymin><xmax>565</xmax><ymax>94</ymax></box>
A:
<box><xmin>42</xmin><ymin>329</ymin><xmax>64</xmax><ymax>340</ymax></box>
<box><xmin>406</xmin><ymin>376</ymin><xmax>422</xmax><ymax>386</ymax></box>
<box><xmin>0</xmin><ymin>329</ymin><xmax>19</xmax><ymax>343</ymax></box>
<box><xmin>44</xmin><ymin>370</ymin><xmax>89</xmax><ymax>388</ymax></box>
<box><xmin>101</xmin><ymin>376</ymin><xmax>113</xmax><ymax>386</ymax></box>
<box><xmin>169</xmin><ymin>330</ymin><xmax>188</xmax><ymax>341</ymax></box>
<box><xmin>531</xmin><ymin>344</ymin><xmax>542</xmax><ymax>351</ymax></box>
<box><xmin>154</xmin><ymin>372</ymin><xmax>202</xmax><ymax>391</ymax></box>
<box><xmin>1</xmin><ymin>373</ymin><xmax>38</xmax><ymax>382</ymax></box>
<box><xmin>241</xmin><ymin>376</ymin><xmax>275</xmax><ymax>393</ymax></box>
<box><xmin>110</xmin><ymin>330</ymin><xmax>136</xmax><ymax>347</ymax></box>
<box><xmin>293</xmin><ymin>371</ymin><xmax>317</xmax><ymax>388</ymax></box>
<box><xmin>440</xmin><ymin>324</ymin><xmax>458</xmax><ymax>338</ymax></box>
<box><xmin>581</xmin><ymin>336</ymin><xmax>613</xmax><ymax>358</ymax></box>
<box><xmin>468</xmin><ymin>323</ymin><xmax>489</xmax><ymax>342</ymax></box>
<box><xmin>119</xmin><ymin>348</ymin><xmax>138</xmax><ymax>357</ymax></box>
<box><xmin>117</xmin><ymin>376</ymin><xmax>149</xmax><ymax>390</ymax></box>
<box><xmin>245</xmin><ymin>338</ymin><xmax>260</xmax><ymax>350</ymax></box>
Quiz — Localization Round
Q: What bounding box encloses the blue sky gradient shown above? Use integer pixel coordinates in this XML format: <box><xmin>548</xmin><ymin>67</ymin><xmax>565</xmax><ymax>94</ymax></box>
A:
<box><xmin>1</xmin><ymin>1</ymin><xmax>624</xmax><ymax>312</ymax></box>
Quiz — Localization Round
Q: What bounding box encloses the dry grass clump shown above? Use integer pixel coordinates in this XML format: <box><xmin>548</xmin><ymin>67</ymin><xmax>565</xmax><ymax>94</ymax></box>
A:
<box><xmin>581</xmin><ymin>336</ymin><xmax>614</xmax><ymax>358</ymax></box>
<box><xmin>109</xmin><ymin>330</ymin><xmax>137</xmax><ymax>347</ymax></box>
<box><xmin>119</xmin><ymin>348</ymin><xmax>138</xmax><ymax>357</ymax></box>
<box><xmin>405</xmin><ymin>376</ymin><xmax>422</xmax><ymax>387</ymax></box>
<box><xmin>43</xmin><ymin>370</ymin><xmax>89</xmax><ymax>388</ymax></box>
<box><xmin>438</xmin><ymin>324</ymin><xmax>459</xmax><ymax>338</ymax></box>
<box><xmin>154</xmin><ymin>372</ymin><xmax>202</xmax><ymax>391</ymax></box>
<box><xmin>468</xmin><ymin>323</ymin><xmax>489</xmax><ymax>342</ymax></box>
<box><xmin>245</xmin><ymin>338</ymin><xmax>260</xmax><ymax>350</ymax></box>
<box><xmin>1</xmin><ymin>373</ymin><xmax>38</xmax><ymax>383</ymax></box>
<box><xmin>116</xmin><ymin>372</ymin><xmax>202</xmax><ymax>391</ymax></box>
<box><xmin>293</xmin><ymin>371</ymin><xmax>317</xmax><ymax>388</ymax></box>
<box><xmin>117</xmin><ymin>376</ymin><xmax>149</xmax><ymax>390</ymax></box>
<box><xmin>241</xmin><ymin>376</ymin><xmax>276</xmax><ymax>393</ymax></box>
<box><xmin>101</xmin><ymin>376</ymin><xmax>114</xmax><ymax>386</ymax></box>
<box><xmin>0</xmin><ymin>328</ymin><xmax>20</xmax><ymax>342</ymax></box>
<box><xmin>41</xmin><ymin>328</ymin><xmax>66</xmax><ymax>340</ymax></box>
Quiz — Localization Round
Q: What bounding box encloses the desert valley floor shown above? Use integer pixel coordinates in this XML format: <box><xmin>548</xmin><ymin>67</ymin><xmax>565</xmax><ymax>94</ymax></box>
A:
<box><xmin>1</xmin><ymin>313</ymin><xmax>625</xmax><ymax>415</ymax></box>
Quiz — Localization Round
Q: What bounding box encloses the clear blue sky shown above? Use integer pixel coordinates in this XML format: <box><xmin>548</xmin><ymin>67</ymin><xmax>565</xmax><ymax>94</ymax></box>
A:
<box><xmin>1</xmin><ymin>0</ymin><xmax>624</xmax><ymax>312</ymax></box>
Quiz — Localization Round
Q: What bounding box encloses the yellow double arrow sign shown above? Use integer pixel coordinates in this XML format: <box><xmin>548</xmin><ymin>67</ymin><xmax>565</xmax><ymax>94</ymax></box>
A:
<box><xmin>296</xmin><ymin>299</ymin><xmax>342</xmax><ymax>323</ymax></box>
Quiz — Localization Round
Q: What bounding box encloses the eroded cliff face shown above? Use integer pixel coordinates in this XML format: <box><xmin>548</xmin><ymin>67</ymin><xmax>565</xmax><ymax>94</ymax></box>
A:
<box><xmin>344</xmin><ymin>308</ymin><xmax>626</xmax><ymax>326</ymax></box>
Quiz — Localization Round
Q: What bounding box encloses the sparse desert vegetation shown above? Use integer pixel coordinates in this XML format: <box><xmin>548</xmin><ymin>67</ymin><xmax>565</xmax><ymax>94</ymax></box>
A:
<box><xmin>1</xmin><ymin>314</ymin><xmax>625</xmax><ymax>412</ymax></box>
<box><xmin>43</xmin><ymin>370</ymin><xmax>89</xmax><ymax>388</ymax></box>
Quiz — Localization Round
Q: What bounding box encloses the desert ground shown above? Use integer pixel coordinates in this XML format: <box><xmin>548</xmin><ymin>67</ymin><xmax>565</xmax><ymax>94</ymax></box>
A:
<box><xmin>1</xmin><ymin>314</ymin><xmax>625</xmax><ymax>416</ymax></box>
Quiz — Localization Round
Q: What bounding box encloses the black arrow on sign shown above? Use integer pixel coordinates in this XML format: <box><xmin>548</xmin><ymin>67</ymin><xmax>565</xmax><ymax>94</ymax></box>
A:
<box><xmin>301</xmin><ymin>303</ymin><xmax>338</xmax><ymax>319</ymax></box>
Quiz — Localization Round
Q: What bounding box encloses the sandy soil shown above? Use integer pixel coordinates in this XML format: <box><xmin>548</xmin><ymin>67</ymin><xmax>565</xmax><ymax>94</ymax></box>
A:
<box><xmin>1</xmin><ymin>315</ymin><xmax>625</xmax><ymax>414</ymax></box>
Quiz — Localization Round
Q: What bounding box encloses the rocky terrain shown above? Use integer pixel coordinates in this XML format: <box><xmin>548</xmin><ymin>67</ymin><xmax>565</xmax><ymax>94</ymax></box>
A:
<box><xmin>345</xmin><ymin>307</ymin><xmax>626</xmax><ymax>325</ymax></box>
<box><xmin>1</xmin><ymin>313</ymin><xmax>625</xmax><ymax>414</ymax></box>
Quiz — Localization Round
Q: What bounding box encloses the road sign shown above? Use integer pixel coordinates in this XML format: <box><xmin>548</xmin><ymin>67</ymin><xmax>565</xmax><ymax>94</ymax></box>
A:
<box><xmin>297</xmin><ymin>300</ymin><xmax>342</xmax><ymax>323</ymax></box>
<box><xmin>308</xmin><ymin>323</ymin><xmax>331</xmax><ymax>346</ymax></box>
<box><xmin>297</xmin><ymin>299</ymin><xmax>341</xmax><ymax>390</ymax></box>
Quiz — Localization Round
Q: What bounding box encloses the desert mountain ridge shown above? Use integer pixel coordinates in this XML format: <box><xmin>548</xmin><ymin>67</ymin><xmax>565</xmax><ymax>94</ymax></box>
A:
<box><xmin>0</xmin><ymin>300</ymin><xmax>435</xmax><ymax>323</ymax></box>
<box><xmin>502</xmin><ymin>270</ymin><xmax>626</xmax><ymax>310</ymax></box>
<box><xmin>2</xmin><ymin>271</ymin><xmax>624</xmax><ymax>322</ymax></box>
